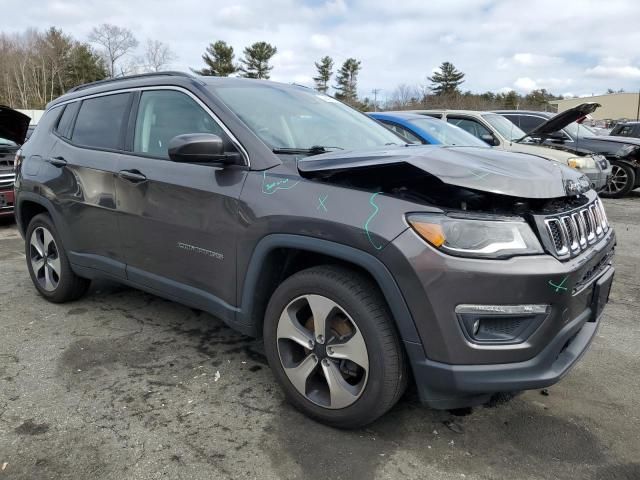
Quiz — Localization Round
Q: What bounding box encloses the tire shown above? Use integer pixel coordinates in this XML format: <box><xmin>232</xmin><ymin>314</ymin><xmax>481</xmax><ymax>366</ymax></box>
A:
<box><xmin>25</xmin><ymin>213</ymin><xmax>90</xmax><ymax>303</ymax></box>
<box><xmin>601</xmin><ymin>162</ymin><xmax>636</xmax><ymax>198</ymax></box>
<box><xmin>264</xmin><ymin>265</ymin><xmax>407</xmax><ymax>428</ymax></box>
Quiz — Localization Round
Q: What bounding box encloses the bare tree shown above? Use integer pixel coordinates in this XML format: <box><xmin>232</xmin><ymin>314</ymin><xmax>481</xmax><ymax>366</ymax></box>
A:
<box><xmin>0</xmin><ymin>28</ymin><xmax>106</xmax><ymax>108</ymax></box>
<box><xmin>144</xmin><ymin>39</ymin><xmax>177</xmax><ymax>72</ymax></box>
<box><xmin>388</xmin><ymin>83</ymin><xmax>420</xmax><ymax>110</ymax></box>
<box><xmin>89</xmin><ymin>23</ymin><xmax>138</xmax><ymax>77</ymax></box>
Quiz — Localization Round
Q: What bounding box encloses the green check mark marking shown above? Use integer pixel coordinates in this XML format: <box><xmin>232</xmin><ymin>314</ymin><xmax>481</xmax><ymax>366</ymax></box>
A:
<box><xmin>548</xmin><ymin>276</ymin><xmax>569</xmax><ymax>293</ymax></box>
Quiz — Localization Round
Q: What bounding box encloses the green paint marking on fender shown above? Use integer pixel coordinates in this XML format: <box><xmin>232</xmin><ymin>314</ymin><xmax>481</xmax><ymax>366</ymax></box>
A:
<box><xmin>262</xmin><ymin>171</ymin><xmax>300</xmax><ymax>195</ymax></box>
<box><xmin>548</xmin><ymin>276</ymin><xmax>569</xmax><ymax>293</ymax></box>
<box><xmin>317</xmin><ymin>194</ymin><xmax>328</xmax><ymax>212</ymax></box>
<box><xmin>364</xmin><ymin>192</ymin><xmax>383</xmax><ymax>250</ymax></box>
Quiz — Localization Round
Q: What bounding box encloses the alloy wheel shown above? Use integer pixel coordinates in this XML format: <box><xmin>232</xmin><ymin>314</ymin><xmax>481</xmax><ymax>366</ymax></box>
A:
<box><xmin>29</xmin><ymin>226</ymin><xmax>61</xmax><ymax>292</ymax></box>
<box><xmin>605</xmin><ymin>164</ymin><xmax>629</xmax><ymax>195</ymax></box>
<box><xmin>276</xmin><ymin>294</ymin><xmax>369</xmax><ymax>409</ymax></box>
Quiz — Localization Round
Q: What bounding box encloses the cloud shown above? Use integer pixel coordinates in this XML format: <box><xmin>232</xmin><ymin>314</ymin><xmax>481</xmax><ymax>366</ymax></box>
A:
<box><xmin>512</xmin><ymin>53</ymin><xmax>564</xmax><ymax>67</ymax></box>
<box><xmin>2</xmin><ymin>0</ymin><xmax>640</xmax><ymax>98</ymax></box>
<box><xmin>310</xmin><ymin>34</ymin><xmax>332</xmax><ymax>50</ymax></box>
<box><xmin>585</xmin><ymin>65</ymin><xmax>640</xmax><ymax>79</ymax></box>
<box><xmin>584</xmin><ymin>58</ymin><xmax>640</xmax><ymax>79</ymax></box>
<box><xmin>438</xmin><ymin>34</ymin><xmax>457</xmax><ymax>45</ymax></box>
<box><xmin>513</xmin><ymin>77</ymin><xmax>573</xmax><ymax>92</ymax></box>
<box><xmin>513</xmin><ymin>77</ymin><xmax>537</xmax><ymax>91</ymax></box>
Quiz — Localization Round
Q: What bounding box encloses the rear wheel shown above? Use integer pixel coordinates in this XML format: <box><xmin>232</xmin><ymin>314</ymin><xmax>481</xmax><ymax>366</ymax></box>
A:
<box><xmin>601</xmin><ymin>162</ymin><xmax>636</xmax><ymax>198</ymax></box>
<box><xmin>25</xmin><ymin>213</ymin><xmax>90</xmax><ymax>302</ymax></box>
<box><xmin>264</xmin><ymin>265</ymin><xmax>407</xmax><ymax>428</ymax></box>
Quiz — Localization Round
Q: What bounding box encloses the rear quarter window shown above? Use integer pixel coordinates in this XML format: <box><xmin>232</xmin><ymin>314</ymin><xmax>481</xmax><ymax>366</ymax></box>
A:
<box><xmin>71</xmin><ymin>93</ymin><xmax>131</xmax><ymax>150</ymax></box>
<box><xmin>55</xmin><ymin>102</ymin><xmax>80</xmax><ymax>139</ymax></box>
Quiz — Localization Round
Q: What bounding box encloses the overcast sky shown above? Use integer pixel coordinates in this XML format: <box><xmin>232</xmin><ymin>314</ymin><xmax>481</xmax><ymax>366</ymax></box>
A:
<box><xmin>4</xmin><ymin>0</ymin><xmax>640</xmax><ymax>100</ymax></box>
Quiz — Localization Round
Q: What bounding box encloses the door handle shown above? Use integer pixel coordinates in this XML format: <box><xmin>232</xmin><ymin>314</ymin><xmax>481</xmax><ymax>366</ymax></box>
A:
<box><xmin>46</xmin><ymin>156</ymin><xmax>67</xmax><ymax>167</ymax></box>
<box><xmin>118</xmin><ymin>169</ymin><xmax>147</xmax><ymax>183</ymax></box>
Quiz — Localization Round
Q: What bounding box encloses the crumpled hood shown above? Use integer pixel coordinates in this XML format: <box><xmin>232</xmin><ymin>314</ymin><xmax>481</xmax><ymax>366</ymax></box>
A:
<box><xmin>526</xmin><ymin>102</ymin><xmax>600</xmax><ymax>138</ymax></box>
<box><xmin>298</xmin><ymin>145</ymin><xmax>590</xmax><ymax>199</ymax></box>
<box><xmin>0</xmin><ymin>105</ymin><xmax>30</xmax><ymax>145</ymax></box>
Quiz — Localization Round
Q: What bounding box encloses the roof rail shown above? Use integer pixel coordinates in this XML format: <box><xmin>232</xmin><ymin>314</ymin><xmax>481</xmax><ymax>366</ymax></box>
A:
<box><xmin>67</xmin><ymin>71</ymin><xmax>198</xmax><ymax>93</ymax></box>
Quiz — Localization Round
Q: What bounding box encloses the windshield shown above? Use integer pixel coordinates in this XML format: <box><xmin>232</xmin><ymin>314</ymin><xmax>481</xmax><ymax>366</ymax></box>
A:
<box><xmin>408</xmin><ymin>118</ymin><xmax>487</xmax><ymax>147</ymax></box>
<box><xmin>482</xmin><ymin>113</ymin><xmax>526</xmax><ymax>141</ymax></box>
<box><xmin>563</xmin><ymin>121</ymin><xmax>597</xmax><ymax>139</ymax></box>
<box><xmin>210</xmin><ymin>84</ymin><xmax>402</xmax><ymax>151</ymax></box>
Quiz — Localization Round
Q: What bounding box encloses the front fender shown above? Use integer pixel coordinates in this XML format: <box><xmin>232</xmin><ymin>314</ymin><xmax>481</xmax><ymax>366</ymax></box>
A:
<box><xmin>236</xmin><ymin>233</ymin><xmax>422</xmax><ymax>347</ymax></box>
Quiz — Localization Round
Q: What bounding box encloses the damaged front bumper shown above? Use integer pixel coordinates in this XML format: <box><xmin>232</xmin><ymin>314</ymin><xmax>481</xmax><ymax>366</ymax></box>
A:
<box><xmin>380</xmin><ymin>222</ymin><xmax>616</xmax><ymax>410</ymax></box>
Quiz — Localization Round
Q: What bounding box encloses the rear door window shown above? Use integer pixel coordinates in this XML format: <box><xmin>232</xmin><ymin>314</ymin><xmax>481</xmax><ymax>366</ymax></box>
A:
<box><xmin>501</xmin><ymin>114</ymin><xmax>520</xmax><ymax>128</ymax></box>
<box><xmin>71</xmin><ymin>93</ymin><xmax>131</xmax><ymax>150</ymax></box>
<box><xmin>517</xmin><ymin>115</ymin><xmax>545</xmax><ymax>133</ymax></box>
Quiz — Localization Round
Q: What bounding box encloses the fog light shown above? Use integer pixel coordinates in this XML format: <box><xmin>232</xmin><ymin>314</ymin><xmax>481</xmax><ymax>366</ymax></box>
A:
<box><xmin>455</xmin><ymin>304</ymin><xmax>550</xmax><ymax>344</ymax></box>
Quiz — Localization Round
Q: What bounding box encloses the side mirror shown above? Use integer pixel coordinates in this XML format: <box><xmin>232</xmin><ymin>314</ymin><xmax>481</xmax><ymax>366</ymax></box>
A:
<box><xmin>480</xmin><ymin>133</ymin><xmax>499</xmax><ymax>146</ymax></box>
<box><xmin>168</xmin><ymin>133</ymin><xmax>239</xmax><ymax>164</ymax></box>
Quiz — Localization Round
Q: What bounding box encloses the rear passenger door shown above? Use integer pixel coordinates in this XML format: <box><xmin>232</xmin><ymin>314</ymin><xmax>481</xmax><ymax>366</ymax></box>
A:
<box><xmin>115</xmin><ymin>88</ymin><xmax>247</xmax><ymax>308</ymax></box>
<box><xmin>48</xmin><ymin>92</ymin><xmax>132</xmax><ymax>277</ymax></box>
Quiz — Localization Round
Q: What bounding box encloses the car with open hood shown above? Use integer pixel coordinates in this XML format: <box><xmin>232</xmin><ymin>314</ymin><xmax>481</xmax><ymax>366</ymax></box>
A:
<box><xmin>408</xmin><ymin>109</ymin><xmax>611</xmax><ymax>192</ymax></box>
<box><xmin>0</xmin><ymin>105</ymin><xmax>30</xmax><ymax>217</ymax></box>
<box><xmin>14</xmin><ymin>73</ymin><xmax>615</xmax><ymax>428</ymax></box>
<box><xmin>495</xmin><ymin>104</ymin><xmax>640</xmax><ymax>197</ymax></box>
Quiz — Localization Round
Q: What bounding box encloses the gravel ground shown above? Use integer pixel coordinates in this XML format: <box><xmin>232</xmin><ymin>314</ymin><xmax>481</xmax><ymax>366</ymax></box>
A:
<box><xmin>0</xmin><ymin>196</ymin><xmax>639</xmax><ymax>480</ymax></box>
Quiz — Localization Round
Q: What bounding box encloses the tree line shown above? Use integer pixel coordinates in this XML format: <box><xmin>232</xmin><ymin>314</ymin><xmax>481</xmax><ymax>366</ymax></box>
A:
<box><xmin>0</xmin><ymin>25</ymin><xmax>176</xmax><ymax>109</ymax></box>
<box><xmin>2</xmin><ymin>26</ymin><xmax>595</xmax><ymax>113</ymax></box>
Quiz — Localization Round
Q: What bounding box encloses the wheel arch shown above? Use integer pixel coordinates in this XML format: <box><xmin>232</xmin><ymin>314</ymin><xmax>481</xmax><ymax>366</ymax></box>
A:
<box><xmin>236</xmin><ymin>234</ymin><xmax>422</xmax><ymax>347</ymax></box>
<box><xmin>16</xmin><ymin>193</ymin><xmax>58</xmax><ymax>238</ymax></box>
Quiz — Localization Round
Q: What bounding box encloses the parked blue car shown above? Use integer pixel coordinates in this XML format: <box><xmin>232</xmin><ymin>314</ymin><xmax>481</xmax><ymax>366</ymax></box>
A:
<box><xmin>368</xmin><ymin>111</ymin><xmax>487</xmax><ymax>147</ymax></box>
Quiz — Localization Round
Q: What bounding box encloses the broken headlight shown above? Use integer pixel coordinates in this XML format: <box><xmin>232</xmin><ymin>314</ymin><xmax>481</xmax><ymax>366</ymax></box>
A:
<box><xmin>567</xmin><ymin>156</ymin><xmax>596</xmax><ymax>169</ymax></box>
<box><xmin>407</xmin><ymin>213</ymin><xmax>543</xmax><ymax>259</ymax></box>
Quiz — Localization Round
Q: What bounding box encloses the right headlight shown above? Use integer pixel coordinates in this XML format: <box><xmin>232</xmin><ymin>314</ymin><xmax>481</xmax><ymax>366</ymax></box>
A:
<box><xmin>407</xmin><ymin>213</ymin><xmax>543</xmax><ymax>259</ymax></box>
<box><xmin>567</xmin><ymin>156</ymin><xmax>596</xmax><ymax>169</ymax></box>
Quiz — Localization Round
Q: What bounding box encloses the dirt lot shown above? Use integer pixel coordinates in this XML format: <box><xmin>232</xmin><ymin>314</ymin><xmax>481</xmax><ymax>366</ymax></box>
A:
<box><xmin>0</xmin><ymin>196</ymin><xmax>639</xmax><ymax>480</ymax></box>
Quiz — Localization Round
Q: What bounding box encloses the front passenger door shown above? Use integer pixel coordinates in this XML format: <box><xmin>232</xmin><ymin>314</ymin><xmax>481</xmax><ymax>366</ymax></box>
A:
<box><xmin>115</xmin><ymin>89</ymin><xmax>247</xmax><ymax>308</ymax></box>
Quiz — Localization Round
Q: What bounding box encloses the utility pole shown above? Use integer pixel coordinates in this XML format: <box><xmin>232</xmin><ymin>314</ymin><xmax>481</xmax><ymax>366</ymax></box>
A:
<box><xmin>636</xmin><ymin>88</ymin><xmax>640</xmax><ymax>121</ymax></box>
<box><xmin>371</xmin><ymin>88</ymin><xmax>381</xmax><ymax>112</ymax></box>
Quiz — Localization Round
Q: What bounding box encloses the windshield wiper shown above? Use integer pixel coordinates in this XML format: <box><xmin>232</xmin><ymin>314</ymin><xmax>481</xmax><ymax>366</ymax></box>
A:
<box><xmin>272</xmin><ymin>145</ymin><xmax>344</xmax><ymax>156</ymax></box>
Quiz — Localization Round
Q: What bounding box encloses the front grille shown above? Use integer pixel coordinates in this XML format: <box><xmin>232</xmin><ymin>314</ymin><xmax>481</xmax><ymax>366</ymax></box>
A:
<box><xmin>0</xmin><ymin>172</ymin><xmax>15</xmax><ymax>189</ymax></box>
<box><xmin>543</xmin><ymin>198</ymin><xmax>610</xmax><ymax>258</ymax></box>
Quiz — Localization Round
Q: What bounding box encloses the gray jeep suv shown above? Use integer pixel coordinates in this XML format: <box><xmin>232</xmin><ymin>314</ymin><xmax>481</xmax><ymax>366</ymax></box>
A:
<box><xmin>14</xmin><ymin>73</ymin><xmax>615</xmax><ymax>428</ymax></box>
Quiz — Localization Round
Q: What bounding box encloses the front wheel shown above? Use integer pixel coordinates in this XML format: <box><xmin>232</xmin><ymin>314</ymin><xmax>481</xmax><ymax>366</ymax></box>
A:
<box><xmin>264</xmin><ymin>265</ymin><xmax>407</xmax><ymax>428</ymax></box>
<box><xmin>601</xmin><ymin>162</ymin><xmax>636</xmax><ymax>198</ymax></box>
